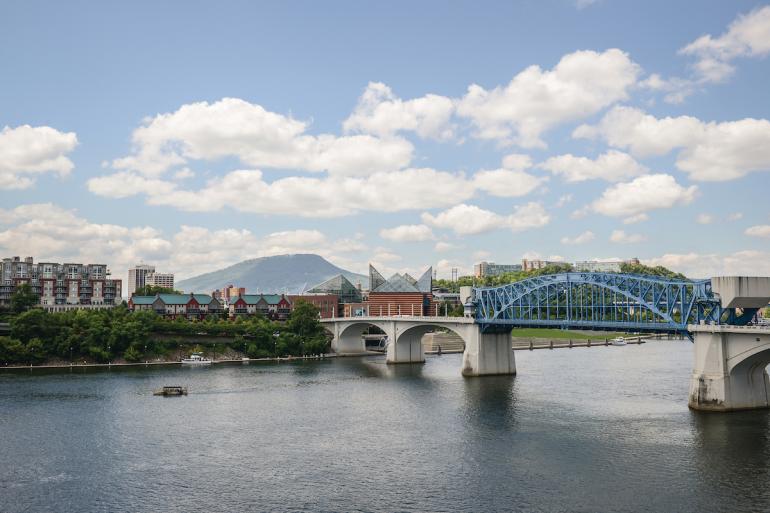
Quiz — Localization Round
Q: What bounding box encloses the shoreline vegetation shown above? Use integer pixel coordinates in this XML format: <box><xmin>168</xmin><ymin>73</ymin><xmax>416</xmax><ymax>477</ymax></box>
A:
<box><xmin>1</xmin><ymin>353</ymin><xmax>337</xmax><ymax>370</ymax></box>
<box><xmin>0</xmin><ymin>298</ymin><xmax>330</xmax><ymax>368</ymax></box>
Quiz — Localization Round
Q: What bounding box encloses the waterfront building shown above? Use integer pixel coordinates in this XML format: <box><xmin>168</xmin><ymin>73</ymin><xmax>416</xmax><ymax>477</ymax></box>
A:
<box><xmin>228</xmin><ymin>294</ymin><xmax>292</xmax><ymax>320</ymax></box>
<box><xmin>474</xmin><ymin>261</ymin><xmax>523</xmax><ymax>278</ymax></box>
<box><xmin>0</xmin><ymin>256</ymin><xmax>122</xmax><ymax>307</ymax></box>
<box><xmin>305</xmin><ymin>274</ymin><xmax>362</xmax><ymax>304</ymax></box>
<box><xmin>573</xmin><ymin>258</ymin><xmax>640</xmax><ymax>273</ymax></box>
<box><xmin>288</xmin><ymin>294</ymin><xmax>339</xmax><ymax>319</ymax></box>
<box><xmin>521</xmin><ymin>258</ymin><xmax>562</xmax><ymax>271</ymax></box>
<box><xmin>127</xmin><ymin>263</ymin><xmax>155</xmax><ymax>296</ymax></box>
<box><xmin>367</xmin><ymin>264</ymin><xmax>436</xmax><ymax>316</ymax></box>
<box><xmin>146</xmin><ymin>272</ymin><xmax>175</xmax><ymax>290</ymax></box>
<box><xmin>128</xmin><ymin>293</ymin><xmax>224</xmax><ymax>320</ymax></box>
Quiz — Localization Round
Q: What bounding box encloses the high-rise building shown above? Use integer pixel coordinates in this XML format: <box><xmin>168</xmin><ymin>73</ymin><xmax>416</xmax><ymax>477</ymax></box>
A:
<box><xmin>0</xmin><ymin>256</ymin><xmax>122</xmax><ymax>309</ymax></box>
<box><xmin>474</xmin><ymin>261</ymin><xmax>523</xmax><ymax>278</ymax></box>
<box><xmin>127</xmin><ymin>263</ymin><xmax>155</xmax><ymax>297</ymax></box>
<box><xmin>146</xmin><ymin>272</ymin><xmax>175</xmax><ymax>290</ymax></box>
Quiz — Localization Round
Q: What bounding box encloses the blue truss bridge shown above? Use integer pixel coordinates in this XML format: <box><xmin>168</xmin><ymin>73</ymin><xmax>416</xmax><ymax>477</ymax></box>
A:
<box><xmin>472</xmin><ymin>272</ymin><xmax>729</xmax><ymax>336</ymax></box>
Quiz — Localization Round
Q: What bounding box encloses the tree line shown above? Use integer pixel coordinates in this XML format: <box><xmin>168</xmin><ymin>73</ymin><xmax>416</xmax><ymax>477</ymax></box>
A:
<box><xmin>433</xmin><ymin>262</ymin><xmax>687</xmax><ymax>293</ymax></box>
<box><xmin>0</xmin><ymin>295</ymin><xmax>329</xmax><ymax>366</ymax></box>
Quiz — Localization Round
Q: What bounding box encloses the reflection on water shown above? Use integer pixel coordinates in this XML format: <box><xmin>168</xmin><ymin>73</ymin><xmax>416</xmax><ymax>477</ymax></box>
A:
<box><xmin>2</xmin><ymin>341</ymin><xmax>770</xmax><ymax>512</ymax></box>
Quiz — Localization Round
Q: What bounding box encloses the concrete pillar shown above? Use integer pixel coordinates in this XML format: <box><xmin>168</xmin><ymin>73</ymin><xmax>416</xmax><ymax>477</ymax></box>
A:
<box><xmin>462</xmin><ymin>328</ymin><xmax>516</xmax><ymax>377</ymax></box>
<box><xmin>330</xmin><ymin>323</ymin><xmax>371</xmax><ymax>355</ymax></box>
<box><xmin>689</xmin><ymin>325</ymin><xmax>770</xmax><ymax>411</ymax></box>
<box><xmin>387</xmin><ymin>323</ymin><xmax>425</xmax><ymax>364</ymax></box>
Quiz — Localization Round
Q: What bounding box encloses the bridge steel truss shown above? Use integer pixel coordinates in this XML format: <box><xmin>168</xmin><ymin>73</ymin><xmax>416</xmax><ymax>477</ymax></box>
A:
<box><xmin>473</xmin><ymin>272</ymin><xmax>723</xmax><ymax>336</ymax></box>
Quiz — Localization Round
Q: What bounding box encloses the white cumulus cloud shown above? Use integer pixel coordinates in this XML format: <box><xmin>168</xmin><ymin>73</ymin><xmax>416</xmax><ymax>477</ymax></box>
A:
<box><xmin>679</xmin><ymin>6</ymin><xmax>770</xmax><ymax>83</ymax></box>
<box><xmin>379</xmin><ymin>224</ymin><xmax>435</xmax><ymax>242</ymax></box>
<box><xmin>574</xmin><ymin>106</ymin><xmax>770</xmax><ymax>181</ymax></box>
<box><xmin>456</xmin><ymin>49</ymin><xmax>640</xmax><ymax>147</ymax></box>
<box><xmin>422</xmin><ymin>202</ymin><xmax>549</xmax><ymax>235</ymax></box>
<box><xmin>539</xmin><ymin>150</ymin><xmax>648</xmax><ymax>182</ymax></box>
<box><xmin>112</xmin><ymin>97</ymin><xmax>414</xmax><ymax>178</ymax></box>
<box><xmin>343</xmin><ymin>82</ymin><xmax>455</xmax><ymax>140</ymax></box>
<box><xmin>473</xmin><ymin>168</ymin><xmax>546</xmax><ymax>197</ymax></box>
<box><xmin>745</xmin><ymin>225</ymin><xmax>770</xmax><ymax>238</ymax></box>
<box><xmin>561</xmin><ymin>231</ymin><xmax>596</xmax><ymax>245</ymax></box>
<box><xmin>590</xmin><ymin>174</ymin><xmax>698</xmax><ymax>218</ymax></box>
<box><xmin>609</xmin><ymin>230</ymin><xmax>646</xmax><ymax>243</ymax></box>
<box><xmin>0</xmin><ymin>125</ymin><xmax>78</xmax><ymax>189</ymax></box>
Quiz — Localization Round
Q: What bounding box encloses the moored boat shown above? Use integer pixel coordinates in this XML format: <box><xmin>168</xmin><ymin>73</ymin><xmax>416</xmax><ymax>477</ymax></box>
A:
<box><xmin>181</xmin><ymin>352</ymin><xmax>212</xmax><ymax>365</ymax></box>
<box><xmin>611</xmin><ymin>337</ymin><xmax>627</xmax><ymax>346</ymax></box>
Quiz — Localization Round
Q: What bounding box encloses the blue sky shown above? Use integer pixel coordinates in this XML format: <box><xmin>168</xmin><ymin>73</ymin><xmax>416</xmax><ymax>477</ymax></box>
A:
<box><xmin>1</xmin><ymin>0</ymin><xmax>769</xmax><ymax>285</ymax></box>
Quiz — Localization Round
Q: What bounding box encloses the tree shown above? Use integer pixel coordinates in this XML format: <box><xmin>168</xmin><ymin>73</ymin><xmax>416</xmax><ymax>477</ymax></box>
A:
<box><xmin>10</xmin><ymin>283</ymin><xmax>39</xmax><ymax>314</ymax></box>
<box><xmin>620</xmin><ymin>262</ymin><xmax>686</xmax><ymax>280</ymax></box>
<box><xmin>286</xmin><ymin>300</ymin><xmax>324</xmax><ymax>339</ymax></box>
<box><xmin>132</xmin><ymin>285</ymin><xmax>181</xmax><ymax>296</ymax></box>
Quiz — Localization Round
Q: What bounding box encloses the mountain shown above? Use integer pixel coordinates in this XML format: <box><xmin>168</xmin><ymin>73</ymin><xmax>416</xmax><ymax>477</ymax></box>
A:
<box><xmin>176</xmin><ymin>254</ymin><xmax>368</xmax><ymax>294</ymax></box>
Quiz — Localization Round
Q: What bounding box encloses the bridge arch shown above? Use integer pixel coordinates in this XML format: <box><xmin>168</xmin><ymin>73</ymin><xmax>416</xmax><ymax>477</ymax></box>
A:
<box><xmin>391</xmin><ymin>323</ymin><xmax>470</xmax><ymax>363</ymax></box>
<box><xmin>474</xmin><ymin>272</ymin><xmax>721</xmax><ymax>334</ymax></box>
<box><xmin>328</xmin><ymin>321</ymin><xmax>391</xmax><ymax>355</ymax></box>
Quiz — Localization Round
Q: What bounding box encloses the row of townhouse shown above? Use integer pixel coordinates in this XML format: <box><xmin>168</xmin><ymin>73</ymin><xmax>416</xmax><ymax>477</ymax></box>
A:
<box><xmin>128</xmin><ymin>293</ymin><xmax>225</xmax><ymax>320</ymax></box>
<box><xmin>228</xmin><ymin>294</ymin><xmax>293</xmax><ymax>320</ymax></box>
<box><xmin>128</xmin><ymin>293</ymin><xmax>333</xmax><ymax>321</ymax></box>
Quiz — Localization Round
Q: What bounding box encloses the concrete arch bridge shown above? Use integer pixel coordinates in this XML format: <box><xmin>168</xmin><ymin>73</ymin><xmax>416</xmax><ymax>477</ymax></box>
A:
<box><xmin>321</xmin><ymin>316</ymin><xmax>514</xmax><ymax>377</ymax></box>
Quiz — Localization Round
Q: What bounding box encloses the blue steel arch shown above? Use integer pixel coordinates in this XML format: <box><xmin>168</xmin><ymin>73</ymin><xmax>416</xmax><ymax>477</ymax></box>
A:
<box><xmin>473</xmin><ymin>272</ymin><xmax>723</xmax><ymax>335</ymax></box>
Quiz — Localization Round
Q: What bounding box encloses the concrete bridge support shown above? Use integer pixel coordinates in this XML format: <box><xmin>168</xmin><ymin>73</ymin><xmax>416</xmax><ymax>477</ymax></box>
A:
<box><xmin>462</xmin><ymin>330</ymin><xmax>516</xmax><ymax>377</ymax></box>
<box><xmin>689</xmin><ymin>325</ymin><xmax>770</xmax><ymax>411</ymax></box>
<box><xmin>386</xmin><ymin>325</ymin><xmax>426</xmax><ymax>364</ymax></box>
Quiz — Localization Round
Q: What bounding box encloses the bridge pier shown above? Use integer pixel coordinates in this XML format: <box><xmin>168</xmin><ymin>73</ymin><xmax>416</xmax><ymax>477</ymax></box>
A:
<box><xmin>462</xmin><ymin>329</ymin><xmax>516</xmax><ymax>377</ymax></box>
<box><xmin>689</xmin><ymin>325</ymin><xmax>770</xmax><ymax>411</ymax></box>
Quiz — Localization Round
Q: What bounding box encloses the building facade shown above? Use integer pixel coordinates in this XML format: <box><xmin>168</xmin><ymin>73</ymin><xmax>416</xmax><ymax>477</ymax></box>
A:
<box><xmin>288</xmin><ymin>294</ymin><xmax>339</xmax><ymax>319</ymax></box>
<box><xmin>228</xmin><ymin>294</ymin><xmax>292</xmax><ymax>320</ymax></box>
<box><xmin>127</xmin><ymin>263</ymin><xmax>155</xmax><ymax>297</ymax></box>
<box><xmin>1</xmin><ymin>256</ymin><xmax>122</xmax><ymax>307</ymax></box>
<box><xmin>521</xmin><ymin>259</ymin><xmax>562</xmax><ymax>271</ymax></box>
<box><xmin>128</xmin><ymin>293</ymin><xmax>224</xmax><ymax>320</ymax></box>
<box><xmin>473</xmin><ymin>261</ymin><xmax>523</xmax><ymax>278</ymax></box>
<box><xmin>366</xmin><ymin>264</ymin><xmax>437</xmax><ymax>317</ymax></box>
<box><xmin>573</xmin><ymin>258</ymin><xmax>640</xmax><ymax>273</ymax></box>
<box><xmin>146</xmin><ymin>272</ymin><xmax>175</xmax><ymax>290</ymax></box>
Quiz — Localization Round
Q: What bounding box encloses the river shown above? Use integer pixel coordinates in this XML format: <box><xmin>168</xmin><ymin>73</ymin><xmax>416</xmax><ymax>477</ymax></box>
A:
<box><xmin>2</xmin><ymin>340</ymin><xmax>770</xmax><ymax>512</ymax></box>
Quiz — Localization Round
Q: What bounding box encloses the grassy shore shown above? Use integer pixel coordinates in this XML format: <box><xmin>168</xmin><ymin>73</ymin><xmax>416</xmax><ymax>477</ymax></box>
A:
<box><xmin>510</xmin><ymin>328</ymin><xmax>628</xmax><ymax>340</ymax></box>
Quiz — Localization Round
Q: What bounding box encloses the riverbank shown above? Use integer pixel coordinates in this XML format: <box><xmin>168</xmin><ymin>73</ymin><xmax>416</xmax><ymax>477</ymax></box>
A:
<box><xmin>0</xmin><ymin>353</ymin><xmax>337</xmax><ymax>370</ymax></box>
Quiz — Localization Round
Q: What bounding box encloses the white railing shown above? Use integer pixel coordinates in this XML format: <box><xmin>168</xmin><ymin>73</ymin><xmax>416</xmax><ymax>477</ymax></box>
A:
<box><xmin>320</xmin><ymin>315</ymin><xmax>475</xmax><ymax>323</ymax></box>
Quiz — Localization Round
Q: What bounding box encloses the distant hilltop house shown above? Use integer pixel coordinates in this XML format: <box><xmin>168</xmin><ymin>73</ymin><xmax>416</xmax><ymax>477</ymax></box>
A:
<box><xmin>128</xmin><ymin>293</ymin><xmax>225</xmax><ymax>320</ymax></box>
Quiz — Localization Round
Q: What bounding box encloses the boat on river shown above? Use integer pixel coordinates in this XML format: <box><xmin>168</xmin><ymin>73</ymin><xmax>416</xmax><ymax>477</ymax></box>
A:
<box><xmin>611</xmin><ymin>337</ymin><xmax>627</xmax><ymax>346</ymax></box>
<box><xmin>181</xmin><ymin>352</ymin><xmax>212</xmax><ymax>365</ymax></box>
<box><xmin>153</xmin><ymin>386</ymin><xmax>188</xmax><ymax>396</ymax></box>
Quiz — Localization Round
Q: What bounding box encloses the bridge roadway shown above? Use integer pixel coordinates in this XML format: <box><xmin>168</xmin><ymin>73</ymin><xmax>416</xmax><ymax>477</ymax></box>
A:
<box><xmin>322</xmin><ymin>275</ymin><xmax>770</xmax><ymax>411</ymax></box>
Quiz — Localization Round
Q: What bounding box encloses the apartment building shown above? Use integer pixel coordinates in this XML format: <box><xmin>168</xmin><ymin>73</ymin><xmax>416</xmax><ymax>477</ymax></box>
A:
<box><xmin>0</xmin><ymin>256</ymin><xmax>122</xmax><ymax>308</ymax></box>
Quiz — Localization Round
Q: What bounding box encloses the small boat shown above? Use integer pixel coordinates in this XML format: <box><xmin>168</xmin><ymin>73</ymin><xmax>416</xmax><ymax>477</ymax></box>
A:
<box><xmin>153</xmin><ymin>386</ymin><xmax>188</xmax><ymax>396</ymax></box>
<box><xmin>181</xmin><ymin>352</ymin><xmax>212</xmax><ymax>365</ymax></box>
<box><xmin>611</xmin><ymin>337</ymin><xmax>627</xmax><ymax>346</ymax></box>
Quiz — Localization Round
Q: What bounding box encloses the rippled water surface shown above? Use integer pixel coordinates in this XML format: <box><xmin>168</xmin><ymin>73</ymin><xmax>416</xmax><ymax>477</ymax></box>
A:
<box><xmin>2</xmin><ymin>341</ymin><xmax>770</xmax><ymax>512</ymax></box>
